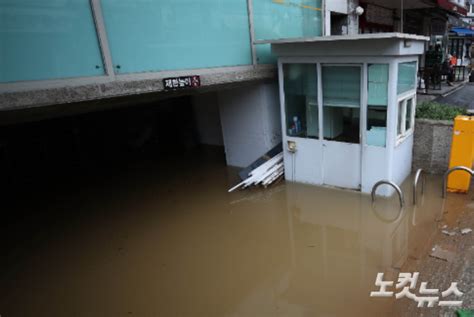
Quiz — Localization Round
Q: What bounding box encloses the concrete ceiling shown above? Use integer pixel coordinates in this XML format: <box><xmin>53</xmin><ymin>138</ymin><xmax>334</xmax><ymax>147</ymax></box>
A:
<box><xmin>363</xmin><ymin>0</ymin><xmax>436</xmax><ymax>10</ymax></box>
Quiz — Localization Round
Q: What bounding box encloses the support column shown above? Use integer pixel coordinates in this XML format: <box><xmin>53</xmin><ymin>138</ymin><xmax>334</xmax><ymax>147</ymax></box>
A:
<box><xmin>218</xmin><ymin>83</ymin><xmax>282</xmax><ymax>168</ymax></box>
<box><xmin>347</xmin><ymin>0</ymin><xmax>360</xmax><ymax>36</ymax></box>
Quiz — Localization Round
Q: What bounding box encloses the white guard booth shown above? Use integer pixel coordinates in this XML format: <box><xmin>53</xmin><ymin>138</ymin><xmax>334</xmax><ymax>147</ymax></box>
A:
<box><xmin>269</xmin><ymin>33</ymin><xmax>429</xmax><ymax>196</ymax></box>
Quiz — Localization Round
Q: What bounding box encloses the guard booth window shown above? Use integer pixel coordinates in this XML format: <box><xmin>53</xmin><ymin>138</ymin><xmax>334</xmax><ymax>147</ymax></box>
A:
<box><xmin>367</xmin><ymin>64</ymin><xmax>389</xmax><ymax>147</ymax></box>
<box><xmin>397</xmin><ymin>61</ymin><xmax>417</xmax><ymax>141</ymax></box>
<box><xmin>397</xmin><ymin>62</ymin><xmax>417</xmax><ymax>95</ymax></box>
<box><xmin>322</xmin><ymin>65</ymin><xmax>361</xmax><ymax>144</ymax></box>
<box><xmin>283</xmin><ymin>64</ymin><xmax>318</xmax><ymax>138</ymax></box>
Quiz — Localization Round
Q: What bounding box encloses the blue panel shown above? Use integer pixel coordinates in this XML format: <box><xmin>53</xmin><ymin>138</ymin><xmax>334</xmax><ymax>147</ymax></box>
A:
<box><xmin>397</xmin><ymin>62</ymin><xmax>417</xmax><ymax>95</ymax></box>
<box><xmin>0</xmin><ymin>0</ymin><xmax>104</xmax><ymax>83</ymax></box>
<box><xmin>100</xmin><ymin>0</ymin><xmax>252</xmax><ymax>74</ymax></box>
<box><xmin>253</xmin><ymin>0</ymin><xmax>322</xmax><ymax>41</ymax></box>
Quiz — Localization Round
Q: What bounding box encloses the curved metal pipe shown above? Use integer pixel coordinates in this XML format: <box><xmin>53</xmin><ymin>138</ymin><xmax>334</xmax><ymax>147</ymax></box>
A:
<box><xmin>442</xmin><ymin>166</ymin><xmax>474</xmax><ymax>198</ymax></box>
<box><xmin>413</xmin><ymin>169</ymin><xmax>425</xmax><ymax>205</ymax></box>
<box><xmin>371</xmin><ymin>180</ymin><xmax>405</xmax><ymax>208</ymax></box>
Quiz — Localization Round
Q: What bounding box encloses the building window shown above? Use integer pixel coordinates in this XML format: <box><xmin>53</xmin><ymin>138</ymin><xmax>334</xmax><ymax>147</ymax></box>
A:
<box><xmin>368</xmin><ymin>106</ymin><xmax>387</xmax><ymax>147</ymax></box>
<box><xmin>283</xmin><ymin>64</ymin><xmax>318</xmax><ymax>138</ymax></box>
<box><xmin>397</xmin><ymin>95</ymin><xmax>416</xmax><ymax>141</ymax></box>
<box><xmin>322</xmin><ymin>65</ymin><xmax>361</xmax><ymax>144</ymax></box>
<box><xmin>405</xmin><ymin>98</ymin><xmax>413</xmax><ymax>131</ymax></box>
<box><xmin>397</xmin><ymin>62</ymin><xmax>417</xmax><ymax>95</ymax></box>
<box><xmin>397</xmin><ymin>101</ymin><xmax>404</xmax><ymax>136</ymax></box>
<box><xmin>367</xmin><ymin>64</ymin><xmax>389</xmax><ymax>147</ymax></box>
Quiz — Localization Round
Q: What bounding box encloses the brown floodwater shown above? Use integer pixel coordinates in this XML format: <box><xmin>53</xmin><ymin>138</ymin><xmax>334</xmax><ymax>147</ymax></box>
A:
<box><xmin>0</xmin><ymin>146</ymin><xmax>471</xmax><ymax>317</ymax></box>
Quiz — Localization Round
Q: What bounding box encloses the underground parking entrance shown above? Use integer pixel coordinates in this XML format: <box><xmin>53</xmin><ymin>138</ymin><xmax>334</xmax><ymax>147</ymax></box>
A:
<box><xmin>0</xmin><ymin>85</ymin><xmax>473</xmax><ymax>316</ymax></box>
<box><xmin>0</xmin><ymin>95</ymin><xmax>225</xmax><ymax>193</ymax></box>
<box><xmin>0</xmin><ymin>80</ymin><xmax>283</xmax><ymax>192</ymax></box>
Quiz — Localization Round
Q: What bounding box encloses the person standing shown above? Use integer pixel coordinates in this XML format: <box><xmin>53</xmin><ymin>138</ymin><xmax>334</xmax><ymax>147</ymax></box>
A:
<box><xmin>450</xmin><ymin>54</ymin><xmax>458</xmax><ymax>67</ymax></box>
<box><xmin>444</xmin><ymin>54</ymin><xmax>455</xmax><ymax>86</ymax></box>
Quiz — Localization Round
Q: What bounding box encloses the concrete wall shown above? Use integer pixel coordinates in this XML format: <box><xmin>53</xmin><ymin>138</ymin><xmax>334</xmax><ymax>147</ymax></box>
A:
<box><xmin>412</xmin><ymin>119</ymin><xmax>453</xmax><ymax>174</ymax></box>
<box><xmin>0</xmin><ymin>65</ymin><xmax>277</xmax><ymax>112</ymax></box>
<box><xmin>192</xmin><ymin>93</ymin><xmax>224</xmax><ymax>146</ymax></box>
<box><xmin>218</xmin><ymin>83</ymin><xmax>282</xmax><ymax>168</ymax></box>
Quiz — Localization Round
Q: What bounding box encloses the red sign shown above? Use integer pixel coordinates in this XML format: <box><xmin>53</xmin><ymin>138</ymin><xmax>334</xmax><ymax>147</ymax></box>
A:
<box><xmin>437</xmin><ymin>0</ymin><xmax>468</xmax><ymax>16</ymax></box>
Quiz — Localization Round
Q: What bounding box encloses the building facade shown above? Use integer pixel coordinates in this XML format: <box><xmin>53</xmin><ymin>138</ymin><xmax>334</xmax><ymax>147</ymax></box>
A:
<box><xmin>0</xmin><ymin>0</ymin><xmax>452</xmax><ymax>174</ymax></box>
<box><xmin>1</xmin><ymin>0</ymin><xmax>326</xmax><ymax>108</ymax></box>
<box><xmin>463</xmin><ymin>0</ymin><xmax>474</xmax><ymax>26</ymax></box>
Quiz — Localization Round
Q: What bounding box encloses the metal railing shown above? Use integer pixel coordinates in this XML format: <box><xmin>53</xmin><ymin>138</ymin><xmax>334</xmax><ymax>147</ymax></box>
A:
<box><xmin>371</xmin><ymin>180</ymin><xmax>405</xmax><ymax>208</ymax></box>
<box><xmin>442</xmin><ymin>166</ymin><xmax>474</xmax><ymax>198</ymax></box>
<box><xmin>413</xmin><ymin>169</ymin><xmax>425</xmax><ymax>205</ymax></box>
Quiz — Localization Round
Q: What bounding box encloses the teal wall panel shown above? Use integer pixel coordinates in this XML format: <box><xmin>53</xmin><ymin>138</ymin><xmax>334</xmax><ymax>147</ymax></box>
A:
<box><xmin>1</xmin><ymin>0</ymin><xmax>325</xmax><ymax>82</ymax></box>
<box><xmin>100</xmin><ymin>0</ymin><xmax>252</xmax><ymax>74</ymax></box>
<box><xmin>0</xmin><ymin>0</ymin><xmax>104</xmax><ymax>83</ymax></box>
<box><xmin>253</xmin><ymin>0</ymin><xmax>322</xmax><ymax>41</ymax></box>
<box><xmin>256</xmin><ymin>44</ymin><xmax>277</xmax><ymax>64</ymax></box>
<box><xmin>397</xmin><ymin>61</ymin><xmax>417</xmax><ymax>95</ymax></box>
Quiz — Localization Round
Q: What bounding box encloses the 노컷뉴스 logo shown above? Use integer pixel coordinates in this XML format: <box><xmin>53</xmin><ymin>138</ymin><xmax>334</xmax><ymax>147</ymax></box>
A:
<box><xmin>370</xmin><ymin>272</ymin><xmax>463</xmax><ymax>307</ymax></box>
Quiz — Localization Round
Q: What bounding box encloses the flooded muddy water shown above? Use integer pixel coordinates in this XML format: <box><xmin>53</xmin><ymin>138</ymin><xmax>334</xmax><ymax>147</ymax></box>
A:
<box><xmin>0</xmin><ymin>147</ymin><xmax>471</xmax><ymax>317</ymax></box>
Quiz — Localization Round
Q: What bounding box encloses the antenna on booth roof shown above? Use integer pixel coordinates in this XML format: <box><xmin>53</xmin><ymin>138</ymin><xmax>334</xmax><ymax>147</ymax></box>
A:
<box><xmin>401</xmin><ymin>0</ymin><xmax>404</xmax><ymax>33</ymax></box>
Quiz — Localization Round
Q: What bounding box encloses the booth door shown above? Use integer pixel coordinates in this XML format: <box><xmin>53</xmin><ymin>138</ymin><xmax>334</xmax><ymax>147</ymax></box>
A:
<box><xmin>321</xmin><ymin>65</ymin><xmax>362</xmax><ymax>190</ymax></box>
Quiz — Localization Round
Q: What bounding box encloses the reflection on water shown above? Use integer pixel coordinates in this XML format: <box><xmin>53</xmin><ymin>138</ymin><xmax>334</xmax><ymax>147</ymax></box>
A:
<box><xmin>0</xmin><ymin>147</ymin><xmax>470</xmax><ymax>317</ymax></box>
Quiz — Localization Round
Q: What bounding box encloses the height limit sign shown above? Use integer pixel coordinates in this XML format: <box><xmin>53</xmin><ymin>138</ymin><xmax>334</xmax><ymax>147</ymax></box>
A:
<box><xmin>163</xmin><ymin>75</ymin><xmax>201</xmax><ymax>90</ymax></box>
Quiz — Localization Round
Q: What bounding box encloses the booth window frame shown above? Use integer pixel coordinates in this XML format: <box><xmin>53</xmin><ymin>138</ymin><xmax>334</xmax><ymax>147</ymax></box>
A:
<box><xmin>278</xmin><ymin>56</ymin><xmax>420</xmax><ymax>149</ymax></box>
<box><xmin>395</xmin><ymin>59</ymin><xmax>418</xmax><ymax>146</ymax></box>
<box><xmin>396</xmin><ymin>92</ymin><xmax>416</xmax><ymax>145</ymax></box>
<box><xmin>281</xmin><ymin>62</ymin><xmax>319</xmax><ymax>139</ymax></box>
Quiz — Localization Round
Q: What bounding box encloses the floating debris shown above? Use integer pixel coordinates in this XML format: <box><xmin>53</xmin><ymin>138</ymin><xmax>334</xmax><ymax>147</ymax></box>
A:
<box><xmin>442</xmin><ymin>230</ymin><xmax>456</xmax><ymax>237</ymax></box>
<box><xmin>228</xmin><ymin>152</ymin><xmax>284</xmax><ymax>192</ymax></box>
<box><xmin>238</xmin><ymin>143</ymin><xmax>282</xmax><ymax>181</ymax></box>
<box><xmin>430</xmin><ymin>245</ymin><xmax>456</xmax><ymax>262</ymax></box>
<box><xmin>461</xmin><ymin>228</ymin><xmax>473</xmax><ymax>235</ymax></box>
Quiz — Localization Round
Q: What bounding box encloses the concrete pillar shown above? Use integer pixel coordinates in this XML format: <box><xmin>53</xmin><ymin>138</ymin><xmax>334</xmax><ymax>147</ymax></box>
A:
<box><xmin>347</xmin><ymin>0</ymin><xmax>360</xmax><ymax>35</ymax></box>
<box><xmin>192</xmin><ymin>93</ymin><xmax>224</xmax><ymax>146</ymax></box>
<box><xmin>324</xmin><ymin>6</ymin><xmax>331</xmax><ymax>36</ymax></box>
<box><xmin>324</xmin><ymin>0</ymin><xmax>359</xmax><ymax>36</ymax></box>
<box><xmin>218</xmin><ymin>83</ymin><xmax>281</xmax><ymax>168</ymax></box>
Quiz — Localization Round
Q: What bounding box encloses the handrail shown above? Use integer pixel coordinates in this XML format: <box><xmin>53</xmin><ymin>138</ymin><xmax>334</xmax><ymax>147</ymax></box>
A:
<box><xmin>413</xmin><ymin>169</ymin><xmax>426</xmax><ymax>205</ymax></box>
<box><xmin>371</xmin><ymin>180</ymin><xmax>405</xmax><ymax>208</ymax></box>
<box><xmin>442</xmin><ymin>166</ymin><xmax>474</xmax><ymax>198</ymax></box>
